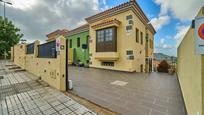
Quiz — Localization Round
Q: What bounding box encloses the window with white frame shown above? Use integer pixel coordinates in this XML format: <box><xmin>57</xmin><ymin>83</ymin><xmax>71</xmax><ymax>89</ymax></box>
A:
<box><xmin>97</xmin><ymin>30</ymin><xmax>104</xmax><ymax>43</ymax></box>
<box><xmin>105</xmin><ymin>28</ymin><xmax>113</xmax><ymax>41</ymax></box>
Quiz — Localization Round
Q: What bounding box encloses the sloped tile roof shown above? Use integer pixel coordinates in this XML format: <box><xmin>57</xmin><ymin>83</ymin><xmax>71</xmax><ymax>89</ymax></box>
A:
<box><xmin>46</xmin><ymin>29</ymin><xmax>69</xmax><ymax>38</ymax></box>
<box><xmin>85</xmin><ymin>0</ymin><xmax>156</xmax><ymax>34</ymax></box>
<box><xmin>91</xmin><ymin>19</ymin><xmax>121</xmax><ymax>29</ymax></box>
<box><xmin>65</xmin><ymin>24</ymin><xmax>89</xmax><ymax>36</ymax></box>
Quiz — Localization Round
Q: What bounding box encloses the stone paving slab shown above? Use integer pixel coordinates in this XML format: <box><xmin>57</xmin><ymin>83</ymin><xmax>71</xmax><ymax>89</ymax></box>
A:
<box><xmin>69</xmin><ymin>66</ymin><xmax>187</xmax><ymax>115</ymax></box>
<box><xmin>0</xmin><ymin>60</ymin><xmax>96</xmax><ymax>115</ymax></box>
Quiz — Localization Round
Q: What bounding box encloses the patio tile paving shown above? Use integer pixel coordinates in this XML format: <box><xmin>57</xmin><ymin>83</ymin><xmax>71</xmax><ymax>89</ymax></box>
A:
<box><xmin>69</xmin><ymin>66</ymin><xmax>187</xmax><ymax>115</ymax></box>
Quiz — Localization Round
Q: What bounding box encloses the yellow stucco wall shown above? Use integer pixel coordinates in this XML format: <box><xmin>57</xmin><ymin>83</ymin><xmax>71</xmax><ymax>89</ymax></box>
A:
<box><xmin>14</xmin><ymin>44</ymin><xmax>26</xmax><ymax>69</ymax></box>
<box><xmin>177</xmin><ymin>7</ymin><xmax>204</xmax><ymax>115</ymax></box>
<box><xmin>89</xmin><ymin>10</ymin><xmax>154</xmax><ymax>72</ymax></box>
<box><xmin>68</xmin><ymin>48</ymin><xmax>73</xmax><ymax>64</ymax></box>
<box><xmin>178</xmin><ymin>28</ymin><xmax>202</xmax><ymax>115</ymax></box>
<box><xmin>202</xmin><ymin>55</ymin><xmax>204</xmax><ymax>115</ymax></box>
<box><xmin>13</xmin><ymin>36</ymin><xmax>66</xmax><ymax>91</ymax></box>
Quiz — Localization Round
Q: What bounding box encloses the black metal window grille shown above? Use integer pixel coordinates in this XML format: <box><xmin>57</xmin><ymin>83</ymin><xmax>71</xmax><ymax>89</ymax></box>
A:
<box><xmin>26</xmin><ymin>43</ymin><xmax>34</xmax><ymax>54</ymax></box>
<box><xmin>38</xmin><ymin>41</ymin><xmax>56</xmax><ymax>58</ymax></box>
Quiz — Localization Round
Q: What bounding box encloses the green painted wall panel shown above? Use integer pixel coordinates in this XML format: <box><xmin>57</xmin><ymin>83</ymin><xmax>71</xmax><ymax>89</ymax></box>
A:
<box><xmin>66</xmin><ymin>31</ymin><xmax>89</xmax><ymax>66</ymax></box>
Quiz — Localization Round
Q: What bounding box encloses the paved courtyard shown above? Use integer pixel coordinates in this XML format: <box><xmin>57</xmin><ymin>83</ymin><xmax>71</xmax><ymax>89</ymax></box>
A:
<box><xmin>0</xmin><ymin>60</ymin><xmax>96</xmax><ymax>115</ymax></box>
<box><xmin>69</xmin><ymin>66</ymin><xmax>187</xmax><ymax>115</ymax></box>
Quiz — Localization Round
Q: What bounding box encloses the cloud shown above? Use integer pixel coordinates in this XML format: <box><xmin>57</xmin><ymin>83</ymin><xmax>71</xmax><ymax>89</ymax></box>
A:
<box><xmin>158</xmin><ymin>43</ymin><xmax>174</xmax><ymax>49</ymax></box>
<box><xmin>156</xmin><ymin>37</ymin><xmax>175</xmax><ymax>52</ymax></box>
<box><xmin>9</xmin><ymin>0</ymin><xmax>37</xmax><ymax>10</ymax></box>
<box><xmin>99</xmin><ymin>0</ymin><xmax>109</xmax><ymax>11</ymax></box>
<box><xmin>156</xmin><ymin>35</ymin><xmax>175</xmax><ymax>55</ymax></box>
<box><xmin>1</xmin><ymin>0</ymin><xmax>100</xmax><ymax>42</ymax></box>
<box><xmin>101</xmin><ymin>0</ymin><xmax>106</xmax><ymax>5</ymax></box>
<box><xmin>173</xmin><ymin>24</ymin><xmax>190</xmax><ymax>47</ymax></box>
<box><xmin>160</xmin><ymin>38</ymin><xmax>165</xmax><ymax>44</ymax></box>
<box><xmin>156</xmin><ymin>37</ymin><xmax>175</xmax><ymax>50</ymax></box>
<box><xmin>162</xmin><ymin>44</ymin><xmax>174</xmax><ymax>49</ymax></box>
<box><xmin>150</xmin><ymin>15</ymin><xmax>170</xmax><ymax>30</ymax></box>
<box><xmin>154</xmin><ymin>0</ymin><xmax>203</xmax><ymax>20</ymax></box>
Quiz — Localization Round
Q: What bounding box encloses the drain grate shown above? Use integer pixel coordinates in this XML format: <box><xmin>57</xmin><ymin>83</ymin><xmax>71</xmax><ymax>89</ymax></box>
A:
<box><xmin>0</xmin><ymin>76</ymin><xmax>4</xmax><ymax>79</ymax></box>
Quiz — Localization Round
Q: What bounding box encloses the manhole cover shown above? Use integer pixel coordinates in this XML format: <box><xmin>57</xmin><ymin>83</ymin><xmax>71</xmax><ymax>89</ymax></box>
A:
<box><xmin>0</xmin><ymin>76</ymin><xmax>4</xmax><ymax>79</ymax></box>
<box><xmin>110</xmin><ymin>80</ymin><xmax>128</xmax><ymax>86</ymax></box>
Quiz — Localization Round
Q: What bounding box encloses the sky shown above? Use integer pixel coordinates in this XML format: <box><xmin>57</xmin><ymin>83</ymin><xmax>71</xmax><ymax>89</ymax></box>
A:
<box><xmin>0</xmin><ymin>0</ymin><xmax>203</xmax><ymax>56</ymax></box>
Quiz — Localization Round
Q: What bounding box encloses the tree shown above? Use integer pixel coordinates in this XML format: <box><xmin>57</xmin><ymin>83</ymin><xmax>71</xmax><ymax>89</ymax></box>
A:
<box><xmin>157</xmin><ymin>60</ymin><xmax>170</xmax><ymax>73</ymax></box>
<box><xmin>0</xmin><ymin>16</ymin><xmax>23</xmax><ymax>58</ymax></box>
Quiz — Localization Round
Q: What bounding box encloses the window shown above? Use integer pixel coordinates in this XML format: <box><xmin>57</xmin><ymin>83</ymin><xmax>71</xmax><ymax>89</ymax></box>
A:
<box><xmin>128</xmin><ymin>55</ymin><xmax>134</xmax><ymax>60</ymax></box>
<box><xmin>96</xmin><ymin>27</ymin><xmax>117</xmax><ymax>52</ymax></box>
<box><xmin>127</xmin><ymin>50</ymin><xmax>134</xmax><ymax>60</ymax></box>
<box><xmin>127</xmin><ymin>50</ymin><xmax>133</xmax><ymax>55</ymax></box>
<box><xmin>140</xmin><ymin>32</ymin><xmax>143</xmax><ymax>45</ymax></box>
<box><xmin>146</xmin><ymin>33</ymin><xmax>149</xmax><ymax>42</ymax></box>
<box><xmin>97</xmin><ymin>28</ymin><xmax>113</xmax><ymax>42</ymax></box>
<box><xmin>128</xmin><ymin>20</ymin><xmax>134</xmax><ymax>25</ymax></box>
<box><xmin>136</xmin><ymin>28</ymin><xmax>139</xmax><ymax>43</ymax></box>
<box><xmin>97</xmin><ymin>30</ymin><xmax>104</xmax><ymax>43</ymax></box>
<box><xmin>26</xmin><ymin>43</ymin><xmax>34</xmax><ymax>54</ymax></box>
<box><xmin>105</xmin><ymin>28</ymin><xmax>113</xmax><ymax>41</ymax></box>
<box><xmin>126</xmin><ymin>14</ymin><xmax>133</xmax><ymax>32</ymax></box>
<box><xmin>140</xmin><ymin>64</ymin><xmax>143</xmax><ymax>72</ymax></box>
<box><xmin>38</xmin><ymin>41</ymin><xmax>56</xmax><ymax>58</ymax></box>
<box><xmin>69</xmin><ymin>39</ymin><xmax>72</xmax><ymax>48</ymax></box>
<box><xmin>126</xmin><ymin>15</ymin><xmax>133</xmax><ymax>20</ymax></box>
<box><xmin>77</xmin><ymin>37</ymin><xmax>80</xmax><ymax>47</ymax></box>
<box><xmin>101</xmin><ymin>62</ymin><xmax>114</xmax><ymax>66</ymax></box>
<box><xmin>126</xmin><ymin>25</ymin><xmax>132</xmax><ymax>31</ymax></box>
<box><xmin>86</xmin><ymin>35</ymin><xmax>89</xmax><ymax>45</ymax></box>
<box><xmin>146</xmin><ymin>58</ymin><xmax>149</xmax><ymax>64</ymax></box>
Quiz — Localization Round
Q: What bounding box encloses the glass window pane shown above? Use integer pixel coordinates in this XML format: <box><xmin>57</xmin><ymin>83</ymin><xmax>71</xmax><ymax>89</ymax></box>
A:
<box><xmin>97</xmin><ymin>28</ymin><xmax>114</xmax><ymax>42</ymax></box>
<box><xmin>101</xmin><ymin>30</ymin><xmax>104</xmax><ymax>42</ymax></box>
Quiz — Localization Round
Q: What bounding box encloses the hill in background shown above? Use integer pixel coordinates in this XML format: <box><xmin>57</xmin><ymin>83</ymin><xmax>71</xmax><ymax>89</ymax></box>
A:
<box><xmin>154</xmin><ymin>53</ymin><xmax>177</xmax><ymax>63</ymax></box>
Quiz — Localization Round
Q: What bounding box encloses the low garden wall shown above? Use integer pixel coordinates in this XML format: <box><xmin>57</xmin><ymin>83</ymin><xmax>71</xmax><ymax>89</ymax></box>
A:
<box><xmin>11</xmin><ymin>36</ymin><xmax>67</xmax><ymax>91</ymax></box>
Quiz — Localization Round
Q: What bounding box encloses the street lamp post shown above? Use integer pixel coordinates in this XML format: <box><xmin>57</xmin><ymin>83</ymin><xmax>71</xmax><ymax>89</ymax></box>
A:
<box><xmin>0</xmin><ymin>0</ymin><xmax>12</xmax><ymax>60</ymax></box>
<box><xmin>0</xmin><ymin>0</ymin><xmax>12</xmax><ymax>19</ymax></box>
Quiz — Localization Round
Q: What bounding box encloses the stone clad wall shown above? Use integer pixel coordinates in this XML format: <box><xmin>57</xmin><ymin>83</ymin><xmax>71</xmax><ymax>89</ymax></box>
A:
<box><xmin>13</xmin><ymin>36</ymin><xmax>66</xmax><ymax>91</ymax></box>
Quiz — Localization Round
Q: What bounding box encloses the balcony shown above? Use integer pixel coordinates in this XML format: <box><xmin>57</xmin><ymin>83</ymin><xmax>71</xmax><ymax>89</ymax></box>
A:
<box><xmin>94</xmin><ymin>52</ymin><xmax>119</xmax><ymax>61</ymax></box>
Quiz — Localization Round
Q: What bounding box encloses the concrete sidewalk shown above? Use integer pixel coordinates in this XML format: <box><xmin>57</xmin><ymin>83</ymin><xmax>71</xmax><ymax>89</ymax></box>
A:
<box><xmin>0</xmin><ymin>60</ymin><xmax>96</xmax><ymax>115</ymax></box>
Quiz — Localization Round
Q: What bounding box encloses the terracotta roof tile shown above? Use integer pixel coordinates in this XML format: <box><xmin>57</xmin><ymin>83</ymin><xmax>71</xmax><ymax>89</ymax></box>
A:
<box><xmin>46</xmin><ymin>29</ymin><xmax>69</xmax><ymax>38</ymax></box>
<box><xmin>85</xmin><ymin>0</ymin><xmax>156</xmax><ymax>34</ymax></box>
<box><xmin>86</xmin><ymin>1</ymin><xmax>130</xmax><ymax>22</ymax></box>
<box><xmin>66</xmin><ymin>24</ymin><xmax>89</xmax><ymax>36</ymax></box>
<box><xmin>91</xmin><ymin>19</ymin><xmax>121</xmax><ymax>29</ymax></box>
